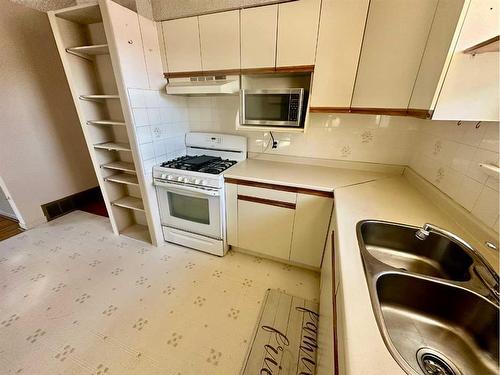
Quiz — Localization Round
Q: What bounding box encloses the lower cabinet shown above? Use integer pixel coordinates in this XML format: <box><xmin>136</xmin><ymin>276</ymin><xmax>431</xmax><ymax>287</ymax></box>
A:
<box><xmin>225</xmin><ymin>179</ymin><xmax>334</xmax><ymax>268</ymax></box>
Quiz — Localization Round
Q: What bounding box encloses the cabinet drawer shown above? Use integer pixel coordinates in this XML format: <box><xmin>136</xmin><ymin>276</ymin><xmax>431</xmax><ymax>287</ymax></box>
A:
<box><xmin>237</xmin><ymin>185</ymin><xmax>297</xmax><ymax>204</ymax></box>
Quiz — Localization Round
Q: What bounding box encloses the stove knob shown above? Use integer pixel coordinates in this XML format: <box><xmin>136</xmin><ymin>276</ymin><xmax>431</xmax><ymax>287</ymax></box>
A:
<box><xmin>167</xmin><ymin>175</ymin><xmax>174</xmax><ymax>180</ymax></box>
<box><xmin>194</xmin><ymin>178</ymin><xmax>201</xmax><ymax>185</ymax></box>
<box><xmin>201</xmin><ymin>180</ymin><xmax>208</xmax><ymax>186</ymax></box>
<box><xmin>160</xmin><ymin>173</ymin><xmax>167</xmax><ymax>179</ymax></box>
<box><xmin>177</xmin><ymin>176</ymin><xmax>183</xmax><ymax>182</ymax></box>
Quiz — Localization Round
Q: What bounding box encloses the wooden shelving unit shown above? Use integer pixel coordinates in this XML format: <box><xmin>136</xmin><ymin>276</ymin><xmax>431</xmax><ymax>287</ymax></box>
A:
<box><xmin>48</xmin><ymin>2</ymin><xmax>154</xmax><ymax>244</ymax></box>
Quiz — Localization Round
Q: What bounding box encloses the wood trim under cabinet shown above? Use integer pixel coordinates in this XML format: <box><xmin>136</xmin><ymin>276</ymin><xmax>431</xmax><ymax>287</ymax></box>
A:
<box><xmin>349</xmin><ymin>107</ymin><xmax>408</xmax><ymax>116</ymax></box>
<box><xmin>309</xmin><ymin>106</ymin><xmax>431</xmax><ymax>119</ymax></box>
<box><xmin>309</xmin><ymin>107</ymin><xmax>351</xmax><ymax>113</ymax></box>
<box><xmin>163</xmin><ymin>65</ymin><xmax>315</xmax><ymax>79</ymax></box>
<box><xmin>225</xmin><ymin>177</ymin><xmax>334</xmax><ymax>198</ymax></box>
<box><xmin>237</xmin><ymin>194</ymin><xmax>296</xmax><ymax>210</ymax></box>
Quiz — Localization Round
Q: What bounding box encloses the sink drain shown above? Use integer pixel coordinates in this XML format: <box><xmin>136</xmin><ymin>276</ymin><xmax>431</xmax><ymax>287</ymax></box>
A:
<box><xmin>416</xmin><ymin>348</ymin><xmax>462</xmax><ymax>375</ymax></box>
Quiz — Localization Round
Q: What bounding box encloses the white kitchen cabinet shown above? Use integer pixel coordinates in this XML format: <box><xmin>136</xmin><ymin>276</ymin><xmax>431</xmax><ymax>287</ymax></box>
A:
<box><xmin>161</xmin><ymin>16</ymin><xmax>202</xmax><ymax>73</ymax></box>
<box><xmin>237</xmin><ymin>198</ymin><xmax>295</xmax><ymax>260</ymax></box>
<box><xmin>240</xmin><ymin>5</ymin><xmax>278</xmax><ymax>70</ymax></box>
<box><xmin>290</xmin><ymin>194</ymin><xmax>333</xmax><ymax>267</ymax></box>
<box><xmin>225</xmin><ymin>180</ymin><xmax>333</xmax><ymax>268</ymax></box>
<box><xmin>432</xmin><ymin>0</ymin><xmax>499</xmax><ymax>121</ymax></box>
<box><xmin>138</xmin><ymin>15</ymin><xmax>164</xmax><ymax>90</ymax></box>
<box><xmin>199</xmin><ymin>10</ymin><xmax>240</xmax><ymax>71</ymax></box>
<box><xmin>276</xmin><ymin>0</ymin><xmax>321</xmax><ymax>67</ymax></box>
<box><xmin>310</xmin><ymin>0</ymin><xmax>370</xmax><ymax>109</ymax></box>
<box><xmin>351</xmin><ymin>0</ymin><xmax>437</xmax><ymax>110</ymax></box>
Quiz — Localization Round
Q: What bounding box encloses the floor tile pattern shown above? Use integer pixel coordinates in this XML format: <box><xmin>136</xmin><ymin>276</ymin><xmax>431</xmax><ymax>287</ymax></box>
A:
<box><xmin>0</xmin><ymin>211</ymin><xmax>319</xmax><ymax>374</ymax></box>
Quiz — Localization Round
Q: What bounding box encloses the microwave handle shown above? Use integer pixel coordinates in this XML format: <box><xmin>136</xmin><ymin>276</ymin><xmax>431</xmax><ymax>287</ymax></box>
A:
<box><xmin>154</xmin><ymin>179</ymin><xmax>220</xmax><ymax>197</ymax></box>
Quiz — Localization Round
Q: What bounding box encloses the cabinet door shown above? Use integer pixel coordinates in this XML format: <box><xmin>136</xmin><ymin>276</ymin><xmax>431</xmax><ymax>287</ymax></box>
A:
<box><xmin>199</xmin><ymin>10</ymin><xmax>240</xmax><ymax>71</ymax></box>
<box><xmin>290</xmin><ymin>194</ymin><xmax>333</xmax><ymax>268</ymax></box>
<box><xmin>351</xmin><ymin>0</ymin><xmax>437</xmax><ymax>109</ymax></box>
<box><xmin>237</xmin><ymin>198</ymin><xmax>295</xmax><ymax>260</ymax></box>
<box><xmin>241</xmin><ymin>5</ymin><xmax>278</xmax><ymax>70</ymax></box>
<box><xmin>161</xmin><ymin>16</ymin><xmax>202</xmax><ymax>73</ymax></box>
<box><xmin>276</xmin><ymin>0</ymin><xmax>321</xmax><ymax>67</ymax></box>
<box><xmin>433</xmin><ymin>0</ymin><xmax>499</xmax><ymax>121</ymax></box>
<box><xmin>310</xmin><ymin>0</ymin><xmax>369</xmax><ymax>108</ymax></box>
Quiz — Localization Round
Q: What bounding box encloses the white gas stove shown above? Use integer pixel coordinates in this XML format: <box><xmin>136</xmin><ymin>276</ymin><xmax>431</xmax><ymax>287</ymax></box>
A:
<box><xmin>153</xmin><ymin>132</ymin><xmax>246</xmax><ymax>256</ymax></box>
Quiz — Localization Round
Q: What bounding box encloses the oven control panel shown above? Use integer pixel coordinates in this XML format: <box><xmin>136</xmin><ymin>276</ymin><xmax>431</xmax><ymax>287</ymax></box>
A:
<box><xmin>153</xmin><ymin>168</ymin><xmax>222</xmax><ymax>189</ymax></box>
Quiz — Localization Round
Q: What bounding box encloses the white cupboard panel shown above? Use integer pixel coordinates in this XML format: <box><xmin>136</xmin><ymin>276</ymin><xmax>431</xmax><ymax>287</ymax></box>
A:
<box><xmin>162</xmin><ymin>16</ymin><xmax>202</xmax><ymax>73</ymax></box>
<box><xmin>276</xmin><ymin>0</ymin><xmax>321</xmax><ymax>67</ymax></box>
<box><xmin>225</xmin><ymin>183</ymin><xmax>238</xmax><ymax>246</ymax></box>
<box><xmin>238</xmin><ymin>200</ymin><xmax>295</xmax><ymax>260</ymax></box>
<box><xmin>241</xmin><ymin>5</ymin><xmax>278</xmax><ymax>69</ymax></box>
<box><xmin>310</xmin><ymin>0</ymin><xmax>370</xmax><ymax>108</ymax></box>
<box><xmin>351</xmin><ymin>0</ymin><xmax>437</xmax><ymax>109</ymax></box>
<box><xmin>104</xmin><ymin>0</ymin><xmax>149</xmax><ymax>89</ymax></box>
<box><xmin>238</xmin><ymin>185</ymin><xmax>297</xmax><ymax>203</ymax></box>
<box><xmin>199</xmin><ymin>10</ymin><xmax>240</xmax><ymax>71</ymax></box>
<box><xmin>433</xmin><ymin>0</ymin><xmax>499</xmax><ymax>121</ymax></box>
<box><xmin>290</xmin><ymin>194</ymin><xmax>333</xmax><ymax>267</ymax></box>
<box><xmin>138</xmin><ymin>15</ymin><xmax>165</xmax><ymax>90</ymax></box>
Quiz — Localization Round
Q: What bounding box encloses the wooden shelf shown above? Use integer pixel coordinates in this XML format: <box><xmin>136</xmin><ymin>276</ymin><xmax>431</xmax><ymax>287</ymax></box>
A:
<box><xmin>464</xmin><ymin>35</ymin><xmax>500</xmax><ymax>55</ymax></box>
<box><xmin>54</xmin><ymin>3</ymin><xmax>102</xmax><ymax>24</ymax></box>
<box><xmin>120</xmin><ymin>223</ymin><xmax>150</xmax><ymax>243</ymax></box>
<box><xmin>67</xmin><ymin>44</ymin><xmax>109</xmax><ymax>56</ymax></box>
<box><xmin>87</xmin><ymin>120</ymin><xmax>126</xmax><ymax>126</ymax></box>
<box><xmin>94</xmin><ymin>142</ymin><xmax>131</xmax><ymax>152</ymax></box>
<box><xmin>79</xmin><ymin>94</ymin><xmax>120</xmax><ymax>101</ymax></box>
<box><xmin>105</xmin><ymin>173</ymin><xmax>139</xmax><ymax>186</ymax></box>
<box><xmin>112</xmin><ymin>196</ymin><xmax>144</xmax><ymax>212</ymax></box>
<box><xmin>101</xmin><ymin>161</ymin><xmax>136</xmax><ymax>173</ymax></box>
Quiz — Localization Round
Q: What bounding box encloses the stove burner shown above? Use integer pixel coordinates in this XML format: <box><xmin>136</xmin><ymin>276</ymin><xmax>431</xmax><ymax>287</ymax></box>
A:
<box><xmin>160</xmin><ymin>155</ymin><xmax>237</xmax><ymax>174</ymax></box>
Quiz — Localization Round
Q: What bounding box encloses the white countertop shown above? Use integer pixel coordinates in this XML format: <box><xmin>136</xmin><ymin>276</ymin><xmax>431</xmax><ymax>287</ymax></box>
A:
<box><xmin>334</xmin><ymin>175</ymin><xmax>498</xmax><ymax>375</ymax></box>
<box><xmin>223</xmin><ymin>159</ymin><xmax>389</xmax><ymax>191</ymax></box>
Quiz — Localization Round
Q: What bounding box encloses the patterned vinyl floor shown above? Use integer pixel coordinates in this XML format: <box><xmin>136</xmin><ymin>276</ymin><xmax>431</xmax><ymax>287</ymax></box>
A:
<box><xmin>0</xmin><ymin>211</ymin><xmax>320</xmax><ymax>375</ymax></box>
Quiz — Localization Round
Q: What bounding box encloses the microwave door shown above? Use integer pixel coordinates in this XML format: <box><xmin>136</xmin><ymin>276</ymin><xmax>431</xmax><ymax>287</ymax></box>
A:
<box><xmin>156</xmin><ymin>184</ymin><xmax>222</xmax><ymax>239</ymax></box>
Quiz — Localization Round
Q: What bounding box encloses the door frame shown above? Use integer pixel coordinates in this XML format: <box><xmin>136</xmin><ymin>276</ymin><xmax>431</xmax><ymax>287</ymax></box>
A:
<box><xmin>0</xmin><ymin>176</ymin><xmax>26</xmax><ymax>229</ymax></box>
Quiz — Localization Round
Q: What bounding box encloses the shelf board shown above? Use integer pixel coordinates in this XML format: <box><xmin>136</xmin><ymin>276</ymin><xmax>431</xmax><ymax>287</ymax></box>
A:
<box><xmin>67</xmin><ymin>44</ymin><xmax>109</xmax><ymax>56</ymax></box>
<box><xmin>54</xmin><ymin>3</ymin><xmax>102</xmax><ymax>24</ymax></box>
<box><xmin>80</xmin><ymin>94</ymin><xmax>120</xmax><ymax>102</ymax></box>
<box><xmin>101</xmin><ymin>161</ymin><xmax>136</xmax><ymax>173</ymax></box>
<box><xmin>112</xmin><ymin>196</ymin><xmax>144</xmax><ymax>212</ymax></box>
<box><xmin>87</xmin><ymin>120</ymin><xmax>126</xmax><ymax>126</ymax></box>
<box><xmin>120</xmin><ymin>224</ymin><xmax>150</xmax><ymax>243</ymax></box>
<box><xmin>94</xmin><ymin>142</ymin><xmax>131</xmax><ymax>152</ymax></box>
<box><xmin>105</xmin><ymin>173</ymin><xmax>139</xmax><ymax>186</ymax></box>
<box><xmin>464</xmin><ymin>35</ymin><xmax>500</xmax><ymax>55</ymax></box>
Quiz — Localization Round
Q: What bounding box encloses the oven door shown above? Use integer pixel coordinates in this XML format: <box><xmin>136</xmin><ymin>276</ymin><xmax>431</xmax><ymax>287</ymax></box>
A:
<box><xmin>155</xmin><ymin>180</ymin><xmax>222</xmax><ymax>240</ymax></box>
<box><xmin>240</xmin><ymin>88</ymin><xmax>304</xmax><ymax>127</ymax></box>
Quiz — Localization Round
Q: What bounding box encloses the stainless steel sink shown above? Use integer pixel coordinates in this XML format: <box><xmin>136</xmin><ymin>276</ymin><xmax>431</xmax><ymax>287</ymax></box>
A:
<box><xmin>357</xmin><ymin>220</ymin><xmax>499</xmax><ymax>375</ymax></box>
<box><xmin>359</xmin><ymin>221</ymin><xmax>473</xmax><ymax>281</ymax></box>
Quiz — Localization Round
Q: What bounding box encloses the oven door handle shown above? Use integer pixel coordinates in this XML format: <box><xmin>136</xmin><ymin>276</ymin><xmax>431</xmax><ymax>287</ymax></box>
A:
<box><xmin>154</xmin><ymin>180</ymin><xmax>220</xmax><ymax>197</ymax></box>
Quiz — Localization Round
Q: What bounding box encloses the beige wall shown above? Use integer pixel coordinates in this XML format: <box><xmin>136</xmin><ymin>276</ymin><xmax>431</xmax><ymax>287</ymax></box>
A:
<box><xmin>0</xmin><ymin>0</ymin><xmax>98</xmax><ymax>228</ymax></box>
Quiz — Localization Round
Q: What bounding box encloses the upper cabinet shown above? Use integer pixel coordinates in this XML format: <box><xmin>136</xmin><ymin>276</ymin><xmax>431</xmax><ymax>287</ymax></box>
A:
<box><xmin>240</xmin><ymin>5</ymin><xmax>278</xmax><ymax>70</ymax></box>
<box><xmin>310</xmin><ymin>0</ymin><xmax>370</xmax><ymax>109</ymax></box>
<box><xmin>161</xmin><ymin>16</ymin><xmax>202</xmax><ymax>73</ymax></box>
<box><xmin>276</xmin><ymin>0</ymin><xmax>321</xmax><ymax>68</ymax></box>
<box><xmin>199</xmin><ymin>10</ymin><xmax>240</xmax><ymax>71</ymax></box>
<box><xmin>351</xmin><ymin>0</ymin><xmax>437</xmax><ymax>111</ymax></box>
<box><xmin>431</xmin><ymin>0</ymin><xmax>499</xmax><ymax>121</ymax></box>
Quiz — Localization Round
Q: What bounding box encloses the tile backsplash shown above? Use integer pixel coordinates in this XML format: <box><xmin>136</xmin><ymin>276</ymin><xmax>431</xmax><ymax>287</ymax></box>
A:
<box><xmin>128</xmin><ymin>88</ymin><xmax>189</xmax><ymax>176</ymax></box>
<box><xmin>186</xmin><ymin>96</ymin><xmax>420</xmax><ymax>165</ymax></box>
<box><xmin>410</xmin><ymin>120</ymin><xmax>499</xmax><ymax>233</ymax></box>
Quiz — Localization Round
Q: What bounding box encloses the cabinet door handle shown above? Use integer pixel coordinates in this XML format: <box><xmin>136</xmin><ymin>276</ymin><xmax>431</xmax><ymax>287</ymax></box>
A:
<box><xmin>238</xmin><ymin>194</ymin><xmax>296</xmax><ymax>210</ymax></box>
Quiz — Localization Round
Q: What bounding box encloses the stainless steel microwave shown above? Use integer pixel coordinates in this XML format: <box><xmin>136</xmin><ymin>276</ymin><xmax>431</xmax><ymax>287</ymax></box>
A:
<box><xmin>240</xmin><ymin>88</ymin><xmax>306</xmax><ymax>127</ymax></box>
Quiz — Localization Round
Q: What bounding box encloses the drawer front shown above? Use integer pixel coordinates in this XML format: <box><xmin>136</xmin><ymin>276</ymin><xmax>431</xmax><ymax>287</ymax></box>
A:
<box><xmin>238</xmin><ymin>185</ymin><xmax>297</xmax><ymax>204</ymax></box>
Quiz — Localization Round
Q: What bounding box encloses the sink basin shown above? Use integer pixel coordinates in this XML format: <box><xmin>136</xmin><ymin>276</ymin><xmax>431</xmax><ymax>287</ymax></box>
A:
<box><xmin>377</xmin><ymin>273</ymin><xmax>499</xmax><ymax>375</ymax></box>
<box><xmin>358</xmin><ymin>221</ymin><xmax>473</xmax><ymax>281</ymax></box>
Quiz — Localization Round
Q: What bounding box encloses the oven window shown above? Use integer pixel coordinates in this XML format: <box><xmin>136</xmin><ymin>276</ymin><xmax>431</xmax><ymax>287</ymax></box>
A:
<box><xmin>167</xmin><ymin>192</ymin><xmax>210</xmax><ymax>225</ymax></box>
<box><xmin>245</xmin><ymin>94</ymin><xmax>290</xmax><ymax>121</ymax></box>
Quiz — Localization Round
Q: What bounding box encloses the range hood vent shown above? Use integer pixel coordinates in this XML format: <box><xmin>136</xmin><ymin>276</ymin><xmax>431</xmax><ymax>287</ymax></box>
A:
<box><xmin>165</xmin><ymin>75</ymin><xmax>240</xmax><ymax>95</ymax></box>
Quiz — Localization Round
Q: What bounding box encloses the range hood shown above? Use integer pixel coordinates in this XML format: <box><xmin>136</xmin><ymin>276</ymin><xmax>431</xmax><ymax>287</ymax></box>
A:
<box><xmin>165</xmin><ymin>75</ymin><xmax>240</xmax><ymax>95</ymax></box>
